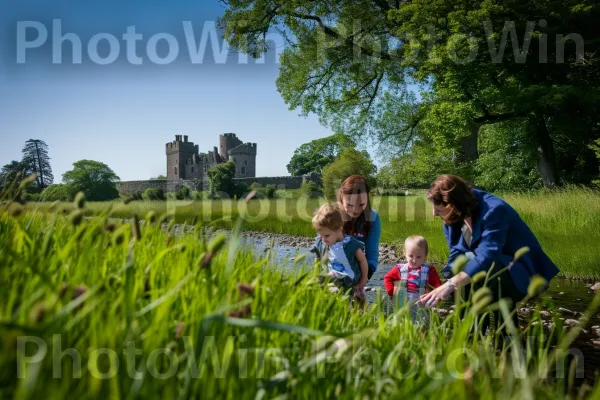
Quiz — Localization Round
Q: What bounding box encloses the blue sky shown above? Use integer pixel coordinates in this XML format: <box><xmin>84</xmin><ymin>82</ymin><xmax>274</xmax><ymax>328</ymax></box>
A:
<box><xmin>0</xmin><ymin>0</ymin><xmax>376</xmax><ymax>182</ymax></box>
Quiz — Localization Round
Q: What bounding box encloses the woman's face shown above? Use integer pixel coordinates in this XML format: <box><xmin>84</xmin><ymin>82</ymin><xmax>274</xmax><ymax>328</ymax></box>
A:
<box><xmin>340</xmin><ymin>193</ymin><xmax>368</xmax><ymax>219</ymax></box>
<box><xmin>432</xmin><ymin>202</ymin><xmax>449</xmax><ymax>218</ymax></box>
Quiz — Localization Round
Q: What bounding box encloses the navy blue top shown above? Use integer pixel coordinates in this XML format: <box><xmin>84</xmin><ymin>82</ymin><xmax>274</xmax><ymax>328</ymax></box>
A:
<box><xmin>443</xmin><ymin>189</ymin><xmax>559</xmax><ymax>294</ymax></box>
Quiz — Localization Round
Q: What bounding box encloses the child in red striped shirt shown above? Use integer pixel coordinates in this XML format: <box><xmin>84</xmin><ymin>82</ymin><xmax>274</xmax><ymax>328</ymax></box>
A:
<box><xmin>384</xmin><ymin>236</ymin><xmax>441</xmax><ymax>322</ymax></box>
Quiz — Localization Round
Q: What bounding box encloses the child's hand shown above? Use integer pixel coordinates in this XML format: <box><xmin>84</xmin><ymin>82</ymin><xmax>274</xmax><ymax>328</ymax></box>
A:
<box><xmin>392</xmin><ymin>286</ymin><xmax>400</xmax><ymax>296</ymax></box>
<box><xmin>353</xmin><ymin>286</ymin><xmax>366</xmax><ymax>302</ymax></box>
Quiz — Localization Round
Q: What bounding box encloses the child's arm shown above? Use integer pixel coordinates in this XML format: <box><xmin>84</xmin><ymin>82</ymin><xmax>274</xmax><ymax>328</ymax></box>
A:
<box><xmin>308</xmin><ymin>236</ymin><xmax>322</xmax><ymax>258</ymax></box>
<box><xmin>354</xmin><ymin>249</ymin><xmax>369</xmax><ymax>289</ymax></box>
<box><xmin>427</xmin><ymin>266</ymin><xmax>442</xmax><ymax>290</ymax></box>
<box><xmin>383</xmin><ymin>267</ymin><xmax>400</xmax><ymax>297</ymax></box>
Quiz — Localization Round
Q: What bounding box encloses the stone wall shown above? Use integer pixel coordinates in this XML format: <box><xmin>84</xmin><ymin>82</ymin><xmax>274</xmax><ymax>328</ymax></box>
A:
<box><xmin>116</xmin><ymin>180</ymin><xmax>207</xmax><ymax>195</ymax></box>
<box><xmin>116</xmin><ymin>174</ymin><xmax>320</xmax><ymax>195</ymax></box>
<box><xmin>234</xmin><ymin>176</ymin><xmax>305</xmax><ymax>190</ymax></box>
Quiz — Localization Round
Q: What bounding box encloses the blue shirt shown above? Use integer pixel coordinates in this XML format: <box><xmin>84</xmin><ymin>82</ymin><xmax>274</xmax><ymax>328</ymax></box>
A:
<box><xmin>351</xmin><ymin>209</ymin><xmax>381</xmax><ymax>273</ymax></box>
<box><xmin>310</xmin><ymin>234</ymin><xmax>365</xmax><ymax>285</ymax></box>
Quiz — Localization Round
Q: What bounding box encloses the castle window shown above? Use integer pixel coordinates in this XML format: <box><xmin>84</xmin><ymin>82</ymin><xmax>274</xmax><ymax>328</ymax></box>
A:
<box><xmin>244</xmin><ymin>160</ymin><xmax>247</xmax><ymax>165</ymax></box>
<box><xmin>233</xmin><ymin>158</ymin><xmax>236</xmax><ymax>162</ymax></box>
<box><xmin>241</xmin><ymin>167</ymin><xmax>246</xmax><ymax>175</ymax></box>
<box><xmin>174</xmin><ymin>167</ymin><xmax>178</xmax><ymax>175</ymax></box>
<box><xmin>191</xmin><ymin>167</ymin><xmax>194</xmax><ymax>173</ymax></box>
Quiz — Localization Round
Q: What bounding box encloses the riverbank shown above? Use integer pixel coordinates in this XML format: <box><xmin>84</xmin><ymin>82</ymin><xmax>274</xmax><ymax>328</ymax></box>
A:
<box><xmin>29</xmin><ymin>187</ymin><xmax>600</xmax><ymax>279</ymax></box>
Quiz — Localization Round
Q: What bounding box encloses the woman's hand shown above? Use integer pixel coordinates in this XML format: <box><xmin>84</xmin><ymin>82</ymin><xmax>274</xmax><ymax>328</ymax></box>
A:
<box><xmin>417</xmin><ymin>282</ymin><xmax>455</xmax><ymax>308</ymax></box>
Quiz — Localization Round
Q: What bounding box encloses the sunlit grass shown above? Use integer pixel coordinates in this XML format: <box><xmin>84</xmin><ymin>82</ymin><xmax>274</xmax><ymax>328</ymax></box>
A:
<box><xmin>2</xmin><ymin>201</ymin><xmax>599</xmax><ymax>399</ymax></box>
<box><xmin>25</xmin><ymin>186</ymin><xmax>600</xmax><ymax>279</ymax></box>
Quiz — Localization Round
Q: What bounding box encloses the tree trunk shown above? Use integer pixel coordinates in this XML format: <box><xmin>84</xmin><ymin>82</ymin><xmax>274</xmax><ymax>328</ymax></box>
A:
<box><xmin>33</xmin><ymin>141</ymin><xmax>44</xmax><ymax>188</ymax></box>
<box><xmin>460</xmin><ymin>122</ymin><xmax>480</xmax><ymax>161</ymax></box>
<box><xmin>531</xmin><ymin>115</ymin><xmax>559</xmax><ymax>187</ymax></box>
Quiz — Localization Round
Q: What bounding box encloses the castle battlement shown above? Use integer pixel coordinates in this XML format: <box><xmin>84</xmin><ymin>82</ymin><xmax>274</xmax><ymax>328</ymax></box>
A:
<box><xmin>166</xmin><ymin>133</ymin><xmax>256</xmax><ymax>181</ymax></box>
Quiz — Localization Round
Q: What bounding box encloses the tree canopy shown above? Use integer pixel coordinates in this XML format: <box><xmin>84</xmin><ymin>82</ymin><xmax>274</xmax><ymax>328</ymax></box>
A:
<box><xmin>220</xmin><ymin>0</ymin><xmax>600</xmax><ymax>188</ymax></box>
<box><xmin>62</xmin><ymin>160</ymin><xmax>120</xmax><ymax>201</ymax></box>
<box><xmin>322</xmin><ymin>148</ymin><xmax>377</xmax><ymax>199</ymax></box>
<box><xmin>0</xmin><ymin>161</ymin><xmax>28</xmax><ymax>189</ymax></box>
<box><xmin>286</xmin><ymin>133</ymin><xmax>356</xmax><ymax>176</ymax></box>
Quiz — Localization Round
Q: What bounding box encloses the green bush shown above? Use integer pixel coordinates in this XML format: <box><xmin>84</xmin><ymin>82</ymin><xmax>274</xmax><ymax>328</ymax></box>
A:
<box><xmin>374</xmin><ymin>187</ymin><xmax>413</xmax><ymax>196</ymax></box>
<box><xmin>249</xmin><ymin>182</ymin><xmax>277</xmax><ymax>199</ymax></box>
<box><xmin>191</xmin><ymin>190</ymin><xmax>208</xmax><ymax>200</ymax></box>
<box><xmin>300</xmin><ymin>179</ymin><xmax>323</xmax><ymax>198</ymax></box>
<box><xmin>207</xmin><ymin>161</ymin><xmax>236</xmax><ymax>196</ymax></box>
<box><xmin>264</xmin><ymin>184</ymin><xmax>276</xmax><ymax>199</ymax></box>
<box><xmin>234</xmin><ymin>182</ymin><xmax>251</xmax><ymax>199</ymax></box>
<box><xmin>120</xmin><ymin>190</ymin><xmax>144</xmax><ymax>203</ymax></box>
<box><xmin>143</xmin><ymin>187</ymin><xmax>165</xmax><ymax>201</ymax></box>
<box><xmin>176</xmin><ymin>185</ymin><xmax>191</xmax><ymax>200</ymax></box>
<box><xmin>22</xmin><ymin>192</ymin><xmax>42</xmax><ymax>202</ymax></box>
<box><xmin>40</xmin><ymin>184</ymin><xmax>72</xmax><ymax>202</ymax></box>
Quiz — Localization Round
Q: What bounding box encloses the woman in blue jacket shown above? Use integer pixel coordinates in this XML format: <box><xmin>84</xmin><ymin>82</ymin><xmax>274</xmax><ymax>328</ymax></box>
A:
<box><xmin>418</xmin><ymin>174</ymin><xmax>559</xmax><ymax>332</ymax></box>
<box><xmin>337</xmin><ymin>175</ymin><xmax>382</xmax><ymax>280</ymax></box>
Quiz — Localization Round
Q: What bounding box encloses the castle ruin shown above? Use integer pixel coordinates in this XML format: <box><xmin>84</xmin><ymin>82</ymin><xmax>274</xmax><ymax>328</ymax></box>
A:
<box><xmin>165</xmin><ymin>133</ymin><xmax>257</xmax><ymax>181</ymax></box>
<box><xmin>115</xmin><ymin>133</ymin><xmax>320</xmax><ymax>195</ymax></box>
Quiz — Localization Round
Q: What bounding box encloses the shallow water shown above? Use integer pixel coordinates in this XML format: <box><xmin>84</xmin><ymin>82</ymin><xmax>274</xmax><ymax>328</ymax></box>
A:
<box><xmin>238</xmin><ymin>236</ymin><xmax>600</xmax><ymax>382</ymax></box>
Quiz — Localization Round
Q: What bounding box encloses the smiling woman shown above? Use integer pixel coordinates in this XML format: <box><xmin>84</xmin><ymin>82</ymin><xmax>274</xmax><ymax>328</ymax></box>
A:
<box><xmin>336</xmin><ymin>175</ymin><xmax>382</xmax><ymax>280</ymax></box>
<box><xmin>419</xmin><ymin>174</ymin><xmax>561</xmax><ymax>337</ymax></box>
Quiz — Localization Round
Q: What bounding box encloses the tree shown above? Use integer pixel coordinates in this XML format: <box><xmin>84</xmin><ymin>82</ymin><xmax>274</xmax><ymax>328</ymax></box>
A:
<box><xmin>22</xmin><ymin>139</ymin><xmax>53</xmax><ymax>190</ymax></box>
<box><xmin>207</xmin><ymin>161</ymin><xmax>236</xmax><ymax>197</ymax></box>
<box><xmin>0</xmin><ymin>160</ymin><xmax>33</xmax><ymax>202</ymax></box>
<box><xmin>286</xmin><ymin>133</ymin><xmax>356</xmax><ymax>176</ymax></box>
<box><xmin>322</xmin><ymin>148</ymin><xmax>377</xmax><ymax>199</ymax></box>
<box><xmin>376</xmin><ymin>139</ymin><xmax>472</xmax><ymax>189</ymax></box>
<box><xmin>591</xmin><ymin>138</ymin><xmax>600</xmax><ymax>186</ymax></box>
<box><xmin>475</xmin><ymin>122</ymin><xmax>541</xmax><ymax>191</ymax></box>
<box><xmin>0</xmin><ymin>161</ymin><xmax>28</xmax><ymax>188</ymax></box>
<box><xmin>40</xmin><ymin>184</ymin><xmax>71</xmax><ymax>202</ymax></box>
<box><xmin>62</xmin><ymin>160</ymin><xmax>120</xmax><ymax>201</ymax></box>
<box><xmin>220</xmin><ymin>0</ymin><xmax>600</xmax><ymax>187</ymax></box>
<box><xmin>150</xmin><ymin>175</ymin><xmax>167</xmax><ymax>180</ymax></box>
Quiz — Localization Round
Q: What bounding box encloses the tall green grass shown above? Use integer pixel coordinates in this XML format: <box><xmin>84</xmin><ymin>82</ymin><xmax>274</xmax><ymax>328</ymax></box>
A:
<box><xmin>2</xmin><ymin>199</ymin><xmax>600</xmax><ymax>398</ymax></box>
<box><xmin>26</xmin><ymin>186</ymin><xmax>600</xmax><ymax>279</ymax></box>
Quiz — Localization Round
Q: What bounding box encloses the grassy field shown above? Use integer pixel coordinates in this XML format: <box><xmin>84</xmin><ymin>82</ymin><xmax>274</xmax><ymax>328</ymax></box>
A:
<box><xmin>27</xmin><ymin>186</ymin><xmax>600</xmax><ymax>279</ymax></box>
<box><xmin>2</xmin><ymin>201</ymin><xmax>600</xmax><ymax>399</ymax></box>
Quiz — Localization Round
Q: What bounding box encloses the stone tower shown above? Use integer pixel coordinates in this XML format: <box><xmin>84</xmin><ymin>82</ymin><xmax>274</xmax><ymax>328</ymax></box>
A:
<box><xmin>165</xmin><ymin>135</ymin><xmax>199</xmax><ymax>180</ymax></box>
<box><xmin>219</xmin><ymin>133</ymin><xmax>242</xmax><ymax>162</ymax></box>
<box><xmin>228</xmin><ymin>142</ymin><xmax>257</xmax><ymax>178</ymax></box>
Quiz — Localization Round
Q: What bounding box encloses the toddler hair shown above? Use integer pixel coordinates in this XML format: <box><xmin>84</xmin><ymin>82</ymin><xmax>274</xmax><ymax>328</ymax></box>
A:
<box><xmin>404</xmin><ymin>235</ymin><xmax>429</xmax><ymax>257</ymax></box>
<box><xmin>312</xmin><ymin>203</ymin><xmax>344</xmax><ymax>231</ymax></box>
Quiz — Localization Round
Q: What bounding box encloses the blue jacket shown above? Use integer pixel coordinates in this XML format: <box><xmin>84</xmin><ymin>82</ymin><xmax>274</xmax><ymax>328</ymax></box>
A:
<box><xmin>352</xmin><ymin>209</ymin><xmax>381</xmax><ymax>274</ymax></box>
<box><xmin>443</xmin><ymin>189</ymin><xmax>559</xmax><ymax>295</ymax></box>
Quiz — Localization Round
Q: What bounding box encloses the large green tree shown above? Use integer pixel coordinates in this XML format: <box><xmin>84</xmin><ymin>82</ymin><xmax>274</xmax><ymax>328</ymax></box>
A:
<box><xmin>322</xmin><ymin>148</ymin><xmax>377</xmax><ymax>199</ymax></box>
<box><xmin>220</xmin><ymin>0</ymin><xmax>600</xmax><ymax>187</ymax></box>
<box><xmin>287</xmin><ymin>133</ymin><xmax>356</xmax><ymax>176</ymax></box>
<box><xmin>62</xmin><ymin>160</ymin><xmax>120</xmax><ymax>201</ymax></box>
<box><xmin>22</xmin><ymin>139</ymin><xmax>53</xmax><ymax>190</ymax></box>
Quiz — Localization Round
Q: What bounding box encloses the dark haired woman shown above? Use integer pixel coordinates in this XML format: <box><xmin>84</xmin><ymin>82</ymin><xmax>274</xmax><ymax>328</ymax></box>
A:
<box><xmin>337</xmin><ymin>175</ymin><xmax>382</xmax><ymax>280</ymax></box>
<box><xmin>418</xmin><ymin>174</ymin><xmax>559</xmax><ymax>332</ymax></box>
